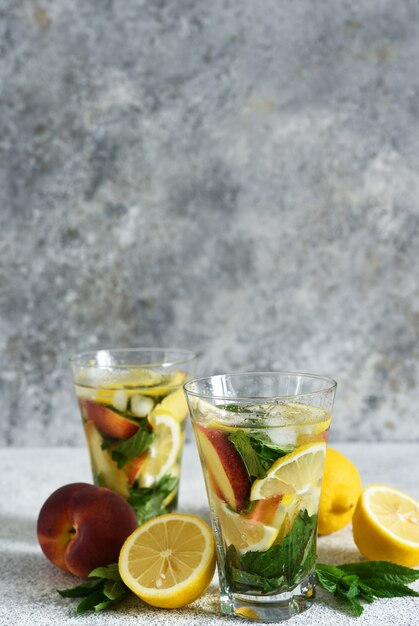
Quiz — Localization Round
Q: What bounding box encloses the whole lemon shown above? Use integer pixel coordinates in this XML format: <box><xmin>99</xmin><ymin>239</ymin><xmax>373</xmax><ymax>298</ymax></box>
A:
<box><xmin>318</xmin><ymin>448</ymin><xmax>362</xmax><ymax>535</ymax></box>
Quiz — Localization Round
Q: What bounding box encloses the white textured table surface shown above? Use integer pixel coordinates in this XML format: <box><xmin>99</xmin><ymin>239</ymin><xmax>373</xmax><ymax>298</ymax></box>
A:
<box><xmin>0</xmin><ymin>443</ymin><xmax>418</xmax><ymax>626</ymax></box>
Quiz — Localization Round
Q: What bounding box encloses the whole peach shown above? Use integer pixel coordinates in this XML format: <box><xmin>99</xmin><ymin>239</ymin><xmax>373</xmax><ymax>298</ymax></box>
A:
<box><xmin>37</xmin><ymin>482</ymin><xmax>137</xmax><ymax>577</ymax></box>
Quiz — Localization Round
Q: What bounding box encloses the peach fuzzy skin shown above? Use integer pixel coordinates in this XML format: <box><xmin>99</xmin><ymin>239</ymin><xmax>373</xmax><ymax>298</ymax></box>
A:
<box><xmin>195</xmin><ymin>425</ymin><xmax>250</xmax><ymax>512</ymax></box>
<box><xmin>37</xmin><ymin>483</ymin><xmax>138</xmax><ymax>578</ymax></box>
<box><xmin>79</xmin><ymin>399</ymin><xmax>139</xmax><ymax>439</ymax></box>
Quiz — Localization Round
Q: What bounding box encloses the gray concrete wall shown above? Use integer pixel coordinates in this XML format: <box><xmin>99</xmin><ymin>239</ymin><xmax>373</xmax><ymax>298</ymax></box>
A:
<box><xmin>1</xmin><ymin>1</ymin><xmax>419</xmax><ymax>445</ymax></box>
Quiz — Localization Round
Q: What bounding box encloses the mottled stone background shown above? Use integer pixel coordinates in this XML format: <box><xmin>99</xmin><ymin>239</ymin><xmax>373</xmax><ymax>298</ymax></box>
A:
<box><xmin>1</xmin><ymin>1</ymin><xmax>419</xmax><ymax>446</ymax></box>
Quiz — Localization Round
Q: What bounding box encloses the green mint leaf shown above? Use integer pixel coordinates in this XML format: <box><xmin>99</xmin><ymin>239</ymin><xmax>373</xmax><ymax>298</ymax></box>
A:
<box><xmin>57</xmin><ymin>579</ymin><xmax>103</xmax><ymax>598</ymax></box>
<box><xmin>357</xmin><ymin>579</ymin><xmax>419</xmax><ymax>599</ymax></box>
<box><xmin>89</xmin><ymin>563</ymin><xmax>122</xmax><ymax>581</ymax></box>
<box><xmin>248</xmin><ymin>433</ymin><xmax>294</xmax><ymax>470</ymax></box>
<box><xmin>231</xmin><ymin>511</ymin><xmax>317</xmax><ymax>593</ymax></box>
<box><xmin>341</xmin><ymin>574</ymin><xmax>361</xmax><ymax>598</ymax></box>
<box><xmin>219</xmin><ymin>403</ymin><xmax>250</xmax><ymax>414</ymax></box>
<box><xmin>357</xmin><ymin>581</ymin><xmax>375</xmax><ymax>603</ymax></box>
<box><xmin>231</xmin><ymin>566</ymin><xmax>285</xmax><ymax>593</ymax></box>
<box><xmin>339</xmin><ymin>561</ymin><xmax>419</xmax><ymax>585</ymax></box>
<box><xmin>76</xmin><ymin>590</ymin><xmax>109</xmax><ymax>615</ymax></box>
<box><xmin>228</xmin><ymin>430</ymin><xmax>266</xmax><ymax>479</ymax></box>
<box><xmin>110</xmin><ymin>428</ymin><xmax>154</xmax><ymax>469</ymax></box>
<box><xmin>103</xmin><ymin>580</ymin><xmax>127</xmax><ymax>601</ymax></box>
<box><xmin>315</xmin><ymin>565</ymin><xmax>340</xmax><ymax>593</ymax></box>
<box><xmin>94</xmin><ymin>597</ymin><xmax>128</xmax><ymax>612</ymax></box>
<box><xmin>128</xmin><ymin>474</ymin><xmax>179</xmax><ymax>524</ymax></box>
<box><xmin>58</xmin><ymin>562</ymin><xmax>131</xmax><ymax>615</ymax></box>
<box><xmin>315</xmin><ymin>560</ymin><xmax>419</xmax><ymax>617</ymax></box>
<box><xmin>345</xmin><ymin>595</ymin><xmax>364</xmax><ymax>617</ymax></box>
<box><xmin>241</xmin><ymin>511</ymin><xmax>317</xmax><ymax>582</ymax></box>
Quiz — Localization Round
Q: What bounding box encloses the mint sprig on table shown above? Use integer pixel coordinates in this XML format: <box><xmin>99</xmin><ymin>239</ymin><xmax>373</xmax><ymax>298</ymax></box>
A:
<box><xmin>316</xmin><ymin>561</ymin><xmax>419</xmax><ymax>616</ymax></box>
<box><xmin>57</xmin><ymin>564</ymin><xmax>130</xmax><ymax>615</ymax></box>
<box><xmin>57</xmin><ymin>559</ymin><xmax>419</xmax><ymax>616</ymax></box>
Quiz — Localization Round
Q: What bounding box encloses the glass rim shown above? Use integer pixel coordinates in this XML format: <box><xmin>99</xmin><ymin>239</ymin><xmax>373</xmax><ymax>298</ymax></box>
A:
<box><xmin>184</xmin><ymin>370</ymin><xmax>337</xmax><ymax>401</ymax></box>
<box><xmin>70</xmin><ymin>347</ymin><xmax>197</xmax><ymax>369</ymax></box>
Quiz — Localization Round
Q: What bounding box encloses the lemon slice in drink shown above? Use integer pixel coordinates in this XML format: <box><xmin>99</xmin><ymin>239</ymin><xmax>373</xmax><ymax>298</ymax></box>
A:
<box><xmin>352</xmin><ymin>484</ymin><xmax>419</xmax><ymax>567</ymax></box>
<box><xmin>135</xmin><ymin>370</ymin><xmax>187</xmax><ymax>397</ymax></box>
<box><xmin>118</xmin><ymin>513</ymin><xmax>216</xmax><ymax>608</ymax></box>
<box><xmin>215</xmin><ymin>500</ymin><xmax>278</xmax><ymax>554</ymax></box>
<box><xmin>140</xmin><ymin>414</ymin><xmax>181</xmax><ymax>487</ymax></box>
<box><xmin>250</xmin><ymin>442</ymin><xmax>326</xmax><ymax>501</ymax></box>
<box><xmin>153</xmin><ymin>387</ymin><xmax>189</xmax><ymax>423</ymax></box>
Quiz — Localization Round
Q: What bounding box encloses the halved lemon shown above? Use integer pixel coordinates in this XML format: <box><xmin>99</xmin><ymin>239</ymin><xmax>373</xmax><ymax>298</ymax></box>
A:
<box><xmin>250</xmin><ymin>442</ymin><xmax>326</xmax><ymax>500</ymax></box>
<box><xmin>214</xmin><ymin>499</ymin><xmax>278</xmax><ymax>553</ymax></box>
<box><xmin>352</xmin><ymin>484</ymin><xmax>419</xmax><ymax>567</ymax></box>
<box><xmin>118</xmin><ymin>513</ymin><xmax>216</xmax><ymax>608</ymax></box>
<box><xmin>140</xmin><ymin>414</ymin><xmax>181</xmax><ymax>487</ymax></box>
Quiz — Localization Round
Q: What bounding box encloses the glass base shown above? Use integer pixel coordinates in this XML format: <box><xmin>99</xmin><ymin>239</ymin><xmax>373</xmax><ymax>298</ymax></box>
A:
<box><xmin>220</xmin><ymin>574</ymin><xmax>315</xmax><ymax>622</ymax></box>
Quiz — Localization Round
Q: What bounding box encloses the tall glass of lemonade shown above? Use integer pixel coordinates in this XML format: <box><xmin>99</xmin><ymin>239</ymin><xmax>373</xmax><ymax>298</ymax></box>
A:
<box><xmin>184</xmin><ymin>371</ymin><xmax>336</xmax><ymax>622</ymax></box>
<box><xmin>71</xmin><ymin>348</ymin><xmax>195</xmax><ymax>524</ymax></box>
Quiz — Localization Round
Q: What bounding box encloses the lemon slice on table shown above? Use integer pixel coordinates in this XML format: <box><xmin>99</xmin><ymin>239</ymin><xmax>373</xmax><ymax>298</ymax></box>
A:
<box><xmin>140</xmin><ymin>414</ymin><xmax>181</xmax><ymax>487</ymax></box>
<box><xmin>352</xmin><ymin>484</ymin><xmax>419</xmax><ymax>567</ymax></box>
<box><xmin>118</xmin><ymin>513</ymin><xmax>216</xmax><ymax>608</ymax></box>
<box><xmin>214</xmin><ymin>500</ymin><xmax>278</xmax><ymax>554</ymax></box>
<box><xmin>250</xmin><ymin>442</ymin><xmax>326</xmax><ymax>501</ymax></box>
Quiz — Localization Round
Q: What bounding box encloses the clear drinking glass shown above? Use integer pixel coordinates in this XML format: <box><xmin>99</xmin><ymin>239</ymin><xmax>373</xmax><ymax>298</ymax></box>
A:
<box><xmin>71</xmin><ymin>348</ymin><xmax>196</xmax><ymax>524</ymax></box>
<box><xmin>184</xmin><ymin>371</ymin><xmax>337</xmax><ymax>622</ymax></box>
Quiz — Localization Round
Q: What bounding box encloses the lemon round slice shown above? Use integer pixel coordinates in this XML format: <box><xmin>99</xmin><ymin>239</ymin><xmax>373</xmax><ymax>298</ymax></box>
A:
<box><xmin>352</xmin><ymin>484</ymin><xmax>419</xmax><ymax>567</ymax></box>
<box><xmin>250</xmin><ymin>442</ymin><xmax>326</xmax><ymax>501</ymax></box>
<box><xmin>118</xmin><ymin>513</ymin><xmax>216</xmax><ymax>608</ymax></box>
<box><xmin>140</xmin><ymin>414</ymin><xmax>181</xmax><ymax>487</ymax></box>
<box><xmin>214</xmin><ymin>499</ymin><xmax>278</xmax><ymax>553</ymax></box>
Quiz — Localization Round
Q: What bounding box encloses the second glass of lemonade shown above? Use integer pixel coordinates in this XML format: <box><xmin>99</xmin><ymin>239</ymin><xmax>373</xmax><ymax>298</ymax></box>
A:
<box><xmin>71</xmin><ymin>348</ymin><xmax>196</xmax><ymax>524</ymax></box>
<box><xmin>184</xmin><ymin>371</ymin><xmax>336</xmax><ymax>622</ymax></box>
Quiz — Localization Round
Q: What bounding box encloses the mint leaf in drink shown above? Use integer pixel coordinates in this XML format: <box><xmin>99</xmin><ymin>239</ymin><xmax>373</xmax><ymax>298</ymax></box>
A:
<box><xmin>227</xmin><ymin>429</ymin><xmax>293</xmax><ymax>479</ymax></box>
<box><xmin>228</xmin><ymin>430</ymin><xmax>266</xmax><ymax>479</ymax></box>
<box><xmin>102</xmin><ymin>425</ymin><xmax>153</xmax><ymax>469</ymax></box>
<box><xmin>240</xmin><ymin>511</ymin><xmax>317</xmax><ymax>584</ymax></box>
<box><xmin>226</xmin><ymin>511</ymin><xmax>318</xmax><ymax>595</ymax></box>
<box><xmin>220</xmin><ymin>403</ymin><xmax>252</xmax><ymax>414</ymax></box>
<box><xmin>249</xmin><ymin>432</ymin><xmax>294</xmax><ymax>469</ymax></box>
<box><xmin>128</xmin><ymin>474</ymin><xmax>178</xmax><ymax>525</ymax></box>
<box><xmin>231</xmin><ymin>566</ymin><xmax>286</xmax><ymax>593</ymax></box>
<box><xmin>57</xmin><ymin>564</ymin><xmax>130</xmax><ymax>614</ymax></box>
